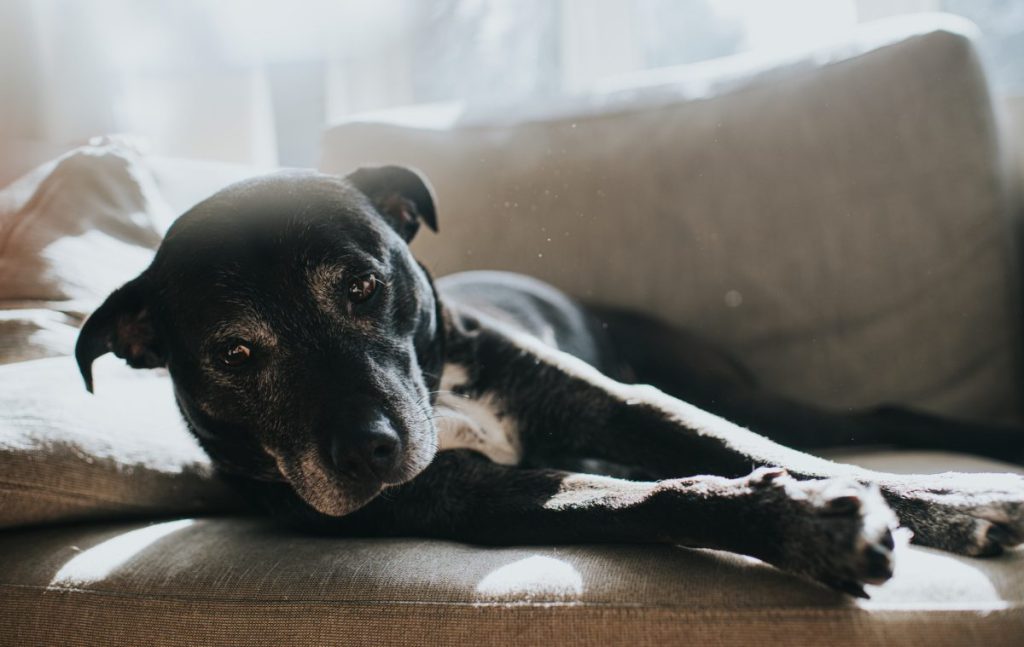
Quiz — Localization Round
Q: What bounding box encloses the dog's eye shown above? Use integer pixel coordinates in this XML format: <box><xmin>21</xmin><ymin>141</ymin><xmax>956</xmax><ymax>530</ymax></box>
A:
<box><xmin>220</xmin><ymin>343</ymin><xmax>252</xmax><ymax>367</ymax></box>
<box><xmin>348</xmin><ymin>273</ymin><xmax>378</xmax><ymax>304</ymax></box>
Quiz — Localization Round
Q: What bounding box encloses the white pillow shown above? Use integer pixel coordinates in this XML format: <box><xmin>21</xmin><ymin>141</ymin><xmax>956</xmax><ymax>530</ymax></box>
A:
<box><xmin>0</xmin><ymin>143</ymin><xmax>171</xmax><ymax>311</ymax></box>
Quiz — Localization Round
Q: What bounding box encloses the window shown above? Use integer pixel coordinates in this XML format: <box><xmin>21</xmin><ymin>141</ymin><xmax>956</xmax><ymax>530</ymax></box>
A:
<box><xmin>2</xmin><ymin>0</ymin><xmax>1021</xmax><ymax>166</ymax></box>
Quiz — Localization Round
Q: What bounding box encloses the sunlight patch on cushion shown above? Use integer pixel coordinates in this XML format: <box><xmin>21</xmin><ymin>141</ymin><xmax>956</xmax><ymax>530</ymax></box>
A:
<box><xmin>476</xmin><ymin>555</ymin><xmax>584</xmax><ymax>601</ymax></box>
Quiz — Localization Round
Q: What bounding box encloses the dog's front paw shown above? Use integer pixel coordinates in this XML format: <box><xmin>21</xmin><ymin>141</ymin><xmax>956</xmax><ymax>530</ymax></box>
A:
<box><xmin>748</xmin><ymin>468</ymin><xmax>900</xmax><ymax>597</ymax></box>
<box><xmin>882</xmin><ymin>472</ymin><xmax>1024</xmax><ymax>556</ymax></box>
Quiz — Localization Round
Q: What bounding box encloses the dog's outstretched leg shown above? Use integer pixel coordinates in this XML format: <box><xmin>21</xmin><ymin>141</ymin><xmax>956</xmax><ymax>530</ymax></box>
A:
<box><xmin>265</xmin><ymin>451</ymin><xmax>896</xmax><ymax>597</ymax></box>
<box><xmin>445</xmin><ymin>312</ymin><xmax>1024</xmax><ymax>557</ymax></box>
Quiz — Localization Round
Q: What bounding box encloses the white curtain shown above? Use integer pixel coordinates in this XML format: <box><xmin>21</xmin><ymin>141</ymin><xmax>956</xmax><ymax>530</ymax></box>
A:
<box><xmin>0</xmin><ymin>0</ymin><xmax>1019</xmax><ymax>173</ymax></box>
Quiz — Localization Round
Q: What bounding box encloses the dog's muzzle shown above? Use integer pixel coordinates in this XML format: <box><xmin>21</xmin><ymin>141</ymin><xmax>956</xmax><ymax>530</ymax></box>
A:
<box><xmin>327</xmin><ymin>412</ymin><xmax>404</xmax><ymax>483</ymax></box>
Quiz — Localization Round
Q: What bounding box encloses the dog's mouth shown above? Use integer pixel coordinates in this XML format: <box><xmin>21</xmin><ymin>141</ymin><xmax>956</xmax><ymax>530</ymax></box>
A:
<box><xmin>271</xmin><ymin>429</ymin><xmax>438</xmax><ymax>517</ymax></box>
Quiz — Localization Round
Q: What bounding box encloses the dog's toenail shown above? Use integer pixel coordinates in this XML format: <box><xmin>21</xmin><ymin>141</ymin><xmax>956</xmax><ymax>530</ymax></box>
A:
<box><xmin>880</xmin><ymin>531</ymin><xmax>895</xmax><ymax>550</ymax></box>
<box><xmin>986</xmin><ymin>523</ymin><xmax>1013</xmax><ymax>547</ymax></box>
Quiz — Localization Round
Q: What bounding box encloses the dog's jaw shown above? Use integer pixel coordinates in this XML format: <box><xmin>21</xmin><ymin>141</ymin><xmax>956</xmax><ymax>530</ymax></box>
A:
<box><xmin>270</xmin><ymin>446</ymin><xmax>384</xmax><ymax>517</ymax></box>
<box><xmin>267</xmin><ymin>420</ymin><xmax>439</xmax><ymax>517</ymax></box>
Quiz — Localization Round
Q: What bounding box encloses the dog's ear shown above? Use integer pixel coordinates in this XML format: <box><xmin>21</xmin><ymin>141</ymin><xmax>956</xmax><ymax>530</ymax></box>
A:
<box><xmin>75</xmin><ymin>274</ymin><xmax>165</xmax><ymax>393</ymax></box>
<box><xmin>347</xmin><ymin>165</ymin><xmax>438</xmax><ymax>242</ymax></box>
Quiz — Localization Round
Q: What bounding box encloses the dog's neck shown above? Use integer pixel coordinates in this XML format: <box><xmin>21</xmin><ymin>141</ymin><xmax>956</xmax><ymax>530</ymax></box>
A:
<box><xmin>415</xmin><ymin>262</ymin><xmax>447</xmax><ymax>399</ymax></box>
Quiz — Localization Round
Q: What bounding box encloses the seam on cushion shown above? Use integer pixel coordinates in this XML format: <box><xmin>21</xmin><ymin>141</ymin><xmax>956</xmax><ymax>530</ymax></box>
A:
<box><xmin>898</xmin><ymin>333</ymin><xmax>1006</xmax><ymax>404</ymax></box>
<box><xmin>0</xmin><ymin>481</ymin><xmax>179</xmax><ymax>509</ymax></box>
<box><xmin>0</xmin><ymin>583</ymin><xmax>1016</xmax><ymax>614</ymax></box>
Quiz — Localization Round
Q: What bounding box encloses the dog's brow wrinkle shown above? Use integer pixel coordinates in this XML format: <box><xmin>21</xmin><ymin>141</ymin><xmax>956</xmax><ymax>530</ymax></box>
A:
<box><xmin>307</xmin><ymin>264</ymin><xmax>346</xmax><ymax>315</ymax></box>
<box><xmin>211</xmin><ymin>314</ymin><xmax>278</xmax><ymax>348</ymax></box>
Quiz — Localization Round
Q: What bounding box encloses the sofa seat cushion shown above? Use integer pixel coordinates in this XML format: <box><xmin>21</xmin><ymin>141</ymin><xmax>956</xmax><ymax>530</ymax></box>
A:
<box><xmin>0</xmin><ymin>356</ymin><xmax>236</xmax><ymax>529</ymax></box>
<box><xmin>2</xmin><ymin>452</ymin><xmax>1021</xmax><ymax>647</ymax></box>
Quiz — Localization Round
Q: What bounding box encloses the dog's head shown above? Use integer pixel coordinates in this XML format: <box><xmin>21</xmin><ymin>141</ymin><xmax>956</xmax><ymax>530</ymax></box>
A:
<box><xmin>75</xmin><ymin>167</ymin><xmax>444</xmax><ymax>516</ymax></box>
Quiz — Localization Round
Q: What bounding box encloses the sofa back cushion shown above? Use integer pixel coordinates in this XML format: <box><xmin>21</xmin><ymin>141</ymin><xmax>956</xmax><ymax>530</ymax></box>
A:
<box><xmin>321</xmin><ymin>17</ymin><xmax>1022</xmax><ymax>424</ymax></box>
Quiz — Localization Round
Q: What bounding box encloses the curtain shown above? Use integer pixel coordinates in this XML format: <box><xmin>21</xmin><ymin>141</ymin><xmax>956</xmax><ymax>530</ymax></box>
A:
<box><xmin>0</xmin><ymin>0</ymin><xmax>1019</xmax><ymax>172</ymax></box>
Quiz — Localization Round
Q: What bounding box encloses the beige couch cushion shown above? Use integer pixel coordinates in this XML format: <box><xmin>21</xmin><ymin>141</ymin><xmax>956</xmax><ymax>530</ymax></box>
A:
<box><xmin>0</xmin><ymin>355</ymin><xmax>235</xmax><ymax>529</ymax></box>
<box><xmin>1</xmin><ymin>452</ymin><xmax>1020</xmax><ymax>647</ymax></box>
<box><xmin>321</xmin><ymin>16</ymin><xmax>1023</xmax><ymax>426</ymax></box>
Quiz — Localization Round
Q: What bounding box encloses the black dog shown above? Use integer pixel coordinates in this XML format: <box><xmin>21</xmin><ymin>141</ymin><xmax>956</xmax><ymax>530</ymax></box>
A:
<box><xmin>75</xmin><ymin>167</ymin><xmax>1024</xmax><ymax>596</ymax></box>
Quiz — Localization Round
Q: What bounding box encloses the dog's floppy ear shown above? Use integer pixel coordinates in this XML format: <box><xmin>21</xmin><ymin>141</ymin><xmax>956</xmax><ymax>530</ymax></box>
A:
<box><xmin>75</xmin><ymin>274</ymin><xmax>165</xmax><ymax>393</ymax></box>
<box><xmin>346</xmin><ymin>165</ymin><xmax>438</xmax><ymax>242</ymax></box>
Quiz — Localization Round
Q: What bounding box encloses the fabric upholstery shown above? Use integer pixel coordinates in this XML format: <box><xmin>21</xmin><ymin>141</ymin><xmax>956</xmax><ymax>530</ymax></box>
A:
<box><xmin>0</xmin><ymin>140</ymin><xmax>263</xmax><ymax>365</ymax></box>
<box><xmin>2</xmin><ymin>15</ymin><xmax>1023</xmax><ymax>647</ymax></box>
<box><xmin>1</xmin><ymin>450</ymin><xmax>1021</xmax><ymax>646</ymax></box>
<box><xmin>0</xmin><ymin>142</ymin><xmax>171</xmax><ymax>307</ymax></box>
<box><xmin>321</xmin><ymin>15</ymin><xmax>1023</xmax><ymax>426</ymax></box>
<box><xmin>0</xmin><ymin>144</ymin><xmax>246</xmax><ymax>529</ymax></box>
<box><xmin>0</xmin><ymin>355</ymin><xmax>236</xmax><ymax>529</ymax></box>
<box><xmin>0</xmin><ymin>307</ymin><xmax>80</xmax><ymax>365</ymax></box>
<box><xmin>0</xmin><ymin>142</ymin><xmax>166</xmax><ymax>368</ymax></box>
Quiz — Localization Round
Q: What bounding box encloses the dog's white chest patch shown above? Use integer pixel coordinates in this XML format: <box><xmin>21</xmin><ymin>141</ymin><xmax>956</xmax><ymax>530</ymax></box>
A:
<box><xmin>434</xmin><ymin>364</ymin><xmax>523</xmax><ymax>465</ymax></box>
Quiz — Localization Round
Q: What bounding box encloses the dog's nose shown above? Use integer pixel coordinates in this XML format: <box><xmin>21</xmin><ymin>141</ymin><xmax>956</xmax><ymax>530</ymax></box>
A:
<box><xmin>329</xmin><ymin>416</ymin><xmax>402</xmax><ymax>481</ymax></box>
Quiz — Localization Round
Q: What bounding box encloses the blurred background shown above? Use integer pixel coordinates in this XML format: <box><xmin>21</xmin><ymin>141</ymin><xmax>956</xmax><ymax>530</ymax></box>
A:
<box><xmin>1</xmin><ymin>0</ymin><xmax>1022</xmax><ymax>179</ymax></box>
<box><xmin>2</xmin><ymin>1</ymin><xmax>1024</xmax><ymax>442</ymax></box>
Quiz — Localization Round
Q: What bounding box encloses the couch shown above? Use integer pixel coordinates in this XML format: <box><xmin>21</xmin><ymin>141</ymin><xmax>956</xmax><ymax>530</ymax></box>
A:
<box><xmin>2</xmin><ymin>14</ymin><xmax>1023</xmax><ymax>646</ymax></box>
